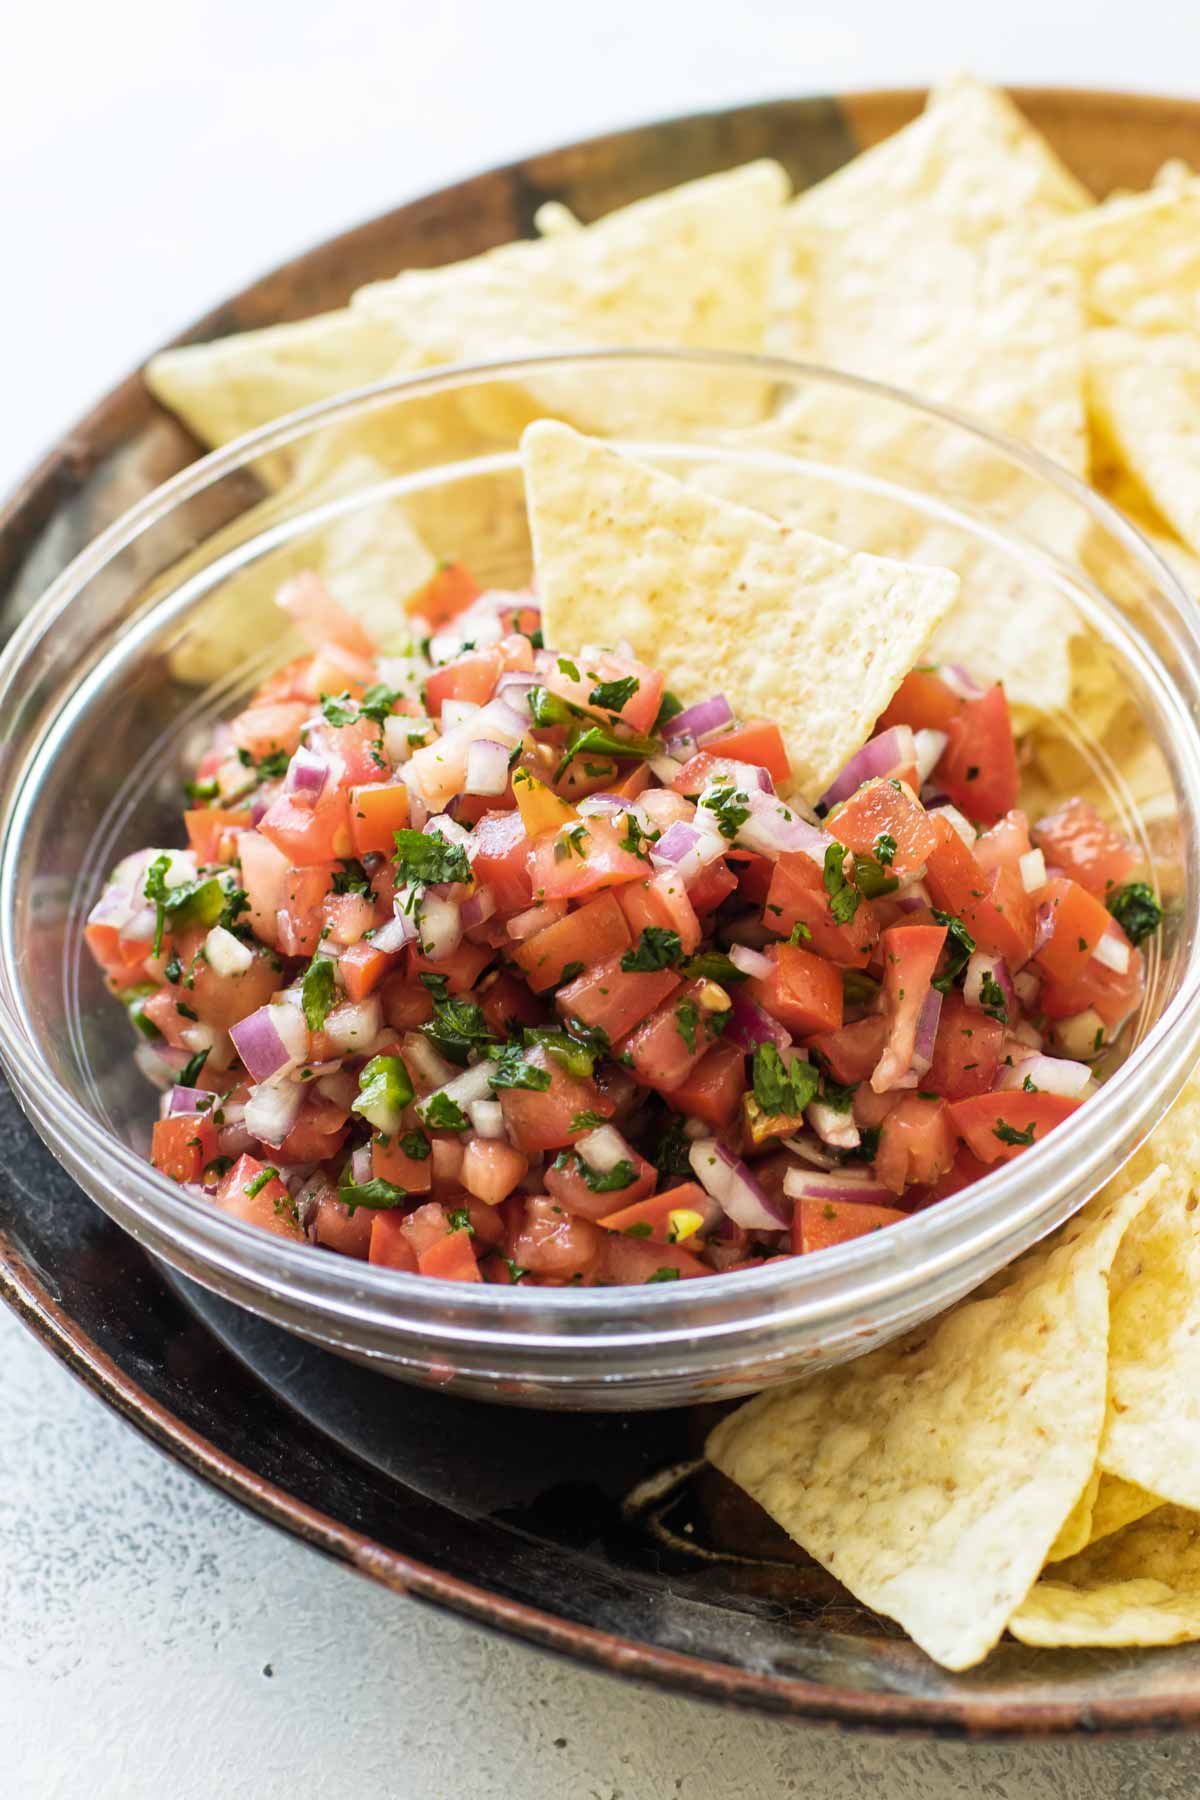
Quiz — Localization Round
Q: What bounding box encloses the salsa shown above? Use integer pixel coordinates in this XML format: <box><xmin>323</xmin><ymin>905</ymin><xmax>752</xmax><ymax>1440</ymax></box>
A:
<box><xmin>85</xmin><ymin>570</ymin><xmax>1162</xmax><ymax>1286</ymax></box>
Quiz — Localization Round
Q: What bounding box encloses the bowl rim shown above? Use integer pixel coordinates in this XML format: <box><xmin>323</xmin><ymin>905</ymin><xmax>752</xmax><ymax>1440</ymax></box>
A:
<box><xmin>3</xmin><ymin>344</ymin><xmax>1200</xmax><ymax>1349</ymax></box>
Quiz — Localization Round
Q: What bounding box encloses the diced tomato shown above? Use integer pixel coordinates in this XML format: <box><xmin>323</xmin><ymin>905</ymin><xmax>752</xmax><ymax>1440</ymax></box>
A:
<box><xmin>538</xmin><ymin>648</ymin><xmax>664</xmax><ymax>736</ymax></box>
<box><xmin>1033</xmin><ymin>797</ymin><xmax>1139</xmax><ymax>899</ymax></box>
<box><xmin>917</xmin><ymin>1145</ymin><xmax>995</xmax><ymax>1205</ymax></box>
<box><xmin>151</xmin><ymin>1113</ymin><xmax>218</xmax><ymax>1184</ymax></box>
<box><xmin>275</xmin><ymin>1095</ymin><xmax>349</xmax><ymax>1165</ymax></box>
<box><xmin>557</xmin><ymin>956</ymin><xmax>680</xmax><ymax>1041</ymax></box>
<box><xmin>349</xmin><ymin>782</ymin><xmax>409</xmax><ymax>857</ymax></box>
<box><xmin>276</xmin><ymin>864</ymin><xmax>335</xmax><ymax>958</ymax></box>
<box><xmin>259</xmin><ymin>789</ymin><xmax>351</xmax><ymax>867</ymax></box>
<box><xmin>513</xmin><ymin>892</ymin><xmax>632</xmax><ymax>992</ymax></box>
<box><xmin>214</xmin><ymin>1153</ymin><xmax>304</xmax><ymax>1240</ymax></box>
<box><xmin>527</xmin><ymin>816</ymin><xmax>648</xmax><ymax>902</ymax></box>
<box><xmin>372</xmin><ymin>1133</ymin><xmax>433</xmax><ymax>1194</ymax></box>
<box><xmin>925</xmin><ymin>992</ymin><xmax>1006</xmax><ymax>1099</ymax></box>
<box><xmin>408</xmin><ymin>940</ymin><xmax>494</xmax><ymax>993</ymax></box>
<box><xmin>764</xmin><ymin>851</ymin><xmax>879</xmax><ymax>968</ymax></box>
<box><xmin>874</xmin><ymin>1095</ymin><xmax>954</xmax><ymax>1194</ymax></box>
<box><xmin>470</xmin><ymin>810</ymin><xmax>533</xmax><ymax>916</ymax></box>
<box><xmin>406</xmin><ymin>561</ymin><xmax>482</xmax><ymax>627</ymax></box>
<box><xmin>671</xmin><ymin>751</ymin><xmax>771</xmax><ymax>799</ymax></box>
<box><xmin>308</xmin><ymin>718</ymin><xmax>389</xmax><ymax>788</ymax></box>
<box><xmin>497</xmin><ymin>1046</ymin><xmax>614</xmax><ymax>1154</ymax></box>
<box><xmin>793</xmin><ymin>1196</ymin><xmax>907</xmax><ymax>1254</ymax></box>
<box><xmin>509</xmin><ymin>1196</ymin><xmax>603</xmax><ymax>1279</ymax></box>
<box><xmin>1039</xmin><ymin>947</ymin><xmax>1144</xmax><ymax>1030</ymax></box>
<box><xmin>231</xmin><ymin>701</ymin><xmax>308</xmax><ymax>762</ymax></box>
<box><xmin>807</xmin><ymin>1014</ymin><xmax>888</xmax><ymax>1084</ymax></box>
<box><xmin>616</xmin><ymin>871</ymin><xmax>702</xmax><ymax>955</ymax></box>
<box><xmin>400</xmin><ymin>1201</ymin><xmax>453</xmax><ymax>1259</ymax></box>
<box><xmin>140</xmin><ymin>987</ymin><xmax>199</xmax><ymax>1050</ymax></box>
<box><xmin>379</xmin><ymin>971</ymin><xmax>435</xmax><ymax>1031</ymax></box>
<box><xmin>252</xmin><ymin>653</ymin><xmax>315</xmax><ymax>707</ymax></box>
<box><xmin>699</xmin><ymin>721</ymin><xmax>791</xmax><ymax>787</ymax></box>
<box><xmin>972</xmin><ymin>809</ymin><xmax>1031</xmax><ymax>879</ymax></box>
<box><xmin>598</xmin><ymin>1234</ymin><xmax>709</xmax><ymax>1284</ymax></box>
<box><xmin>368</xmin><ymin>1211</ymin><xmax>419</xmax><ymax>1272</ymax></box>
<box><xmin>322</xmin><ymin>891</ymin><xmax>375</xmax><ymax>946</ymax></box>
<box><xmin>872</xmin><ymin>923</ymin><xmax>946</xmax><ymax>1091</ymax></box>
<box><xmin>687</xmin><ymin>858</ymin><xmax>739</xmax><ymax>917</ymax></box>
<box><xmin>924</xmin><ymin>814</ymin><xmax>1033</xmax><ymax>964</ymax></box>
<box><xmin>1034</xmin><ymin>878</ymin><xmax>1118</xmax><ymax>986</ymax></box>
<box><xmin>828</xmin><ymin>779</ymin><xmax>938</xmax><ymax>880</ymax></box>
<box><xmin>419</xmin><ymin>1227</ymin><xmax>482</xmax><ymax>1282</ymax></box>
<box><xmin>308</xmin><ymin>643</ymin><xmax>373</xmax><ymax>699</ymax></box>
<box><xmin>598</xmin><ymin>1181</ymin><xmax>711</xmax><ymax>1244</ymax></box>
<box><xmin>728</xmin><ymin>850</ymin><xmax>775</xmax><ymax>905</ymax></box>
<box><xmin>84</xmin><ymin>915</ymin><xmax>156</xmax><ymax>984</ymax></box>
<box><xmin>425</xmin><ymin>649</ymin><xmax>502</xmax><ymax>717</ymax></box>
<box><xmin>878</xmin><ymin>667</ymin><xmax>963</xmax><ymax>734</ymax></box>
<box><xmin>620</xmin><ymin>979</ymin><xmax>721</xmax><ymax>1093</ymax></box>
<box><xmin>935</xmin><ymin>685</ymin><xmax>1019</xmax><ymax>826</ymax></box>
<box><xmin>237</xmin><ymin>830</ymin><xmax>292</xmax><ymax>950</ymax></box>
<box><xmin>746</xmin><ymin>942</ymin><xmax>843</xmax><ymax>1036</ymax></box>
<box><xmin>339</xmin><ymin>940</ymin><xmax>399</xmax><ymax>1000</ymax></box>
<box><xmin>668</xmin><ymin>1039</ymin><xmax>747</xmax><ymax>1128</ymax></box>
<box><xmin>185</xmin><ymin>806</ymin><xmax>252</xmax><ymax>865</ymax></box>
<box><xmin>545</xmin><ymin>1147</ymin><xmax>657</xmax><ymax>1222</ymax></box>
<box><xmin>478</xmin><ymin>970</ymin><xmax>546</xmax><ymax>1038</ymax></box>
<box><xmin>278</xmin><ymin>571</ymin><xmax>376</xmax><ymax>659</ymax></box>
<box><xmin>460</xmin><ymin>1136</ymin><xmax>530</xmax><ymax>1206</ymax></box>
<box><xmin>949</xmin><ymin>1091</ymin><xmax>1081</xmax><ymax>1163</ymax></box>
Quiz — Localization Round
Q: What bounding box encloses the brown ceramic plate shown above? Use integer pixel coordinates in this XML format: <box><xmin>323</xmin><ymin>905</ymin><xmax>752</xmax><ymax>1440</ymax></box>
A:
<box><xmin>5</xmin><ymin>89</ymin><xmax>1200</xmax><ymax>1736</ymax></box>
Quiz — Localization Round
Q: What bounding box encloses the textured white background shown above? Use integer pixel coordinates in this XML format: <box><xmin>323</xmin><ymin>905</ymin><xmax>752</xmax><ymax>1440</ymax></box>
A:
<box><xmin>6</xmin><ymin>2</ymin><xmax>1200</xmax><ymax>1793</ymax></box>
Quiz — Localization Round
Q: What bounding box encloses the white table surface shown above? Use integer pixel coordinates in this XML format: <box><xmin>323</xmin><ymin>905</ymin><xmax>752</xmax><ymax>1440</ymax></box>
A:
<box><xmin>6</xmin><ymin>3</ymin><xmax>1200</xmax><ymax>1792</ymax></box>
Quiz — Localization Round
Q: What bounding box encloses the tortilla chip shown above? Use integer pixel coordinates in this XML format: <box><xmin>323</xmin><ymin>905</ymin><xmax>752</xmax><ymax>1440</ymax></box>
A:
<box><xmin>354</xmin><ymin>161</ymin><xmax>790</xmax><ymax>436</ymax></box>
<box><xmin>521</xmin><ymin>421</ymin><xmax>960</xmax><ymax>802</ymax></box>
<box><xmin>1088</xmin><ymin>328</ymin><xmax>1200</xmax><ymax>558</ymax></box>
<box><xmin>1047</xmin><ymin>1466</ymin><xmax>1102</xmax><ymax>1562</ymax></box>
<box><xmin>1011</xmin><ymin>1505</ymin><xmax>1200</xmax><ymax>1648</ymax></box>
<box><xmin>1085</xmin><ymin>1474</ymin><xmax>1162</xmax><ymax>1548</ymax></box>
<box><xmin>1096</xmin><ymin>1077</ymin><xmax>1200</xmax><ymax>1510</ymax></box>
<box><xmin>774</xmin><ymin>75</ymin><xmax>1090</xmax><ymax>474</ymax></box>
<box><xmin>146</xmin><ymin>310</ymin><xmax>403</xmax><ymax>455</ymax></box>
<box><xmin>707</xmin><ymin>1171</ymin><xmax>1159</xmax><ymax>1670</ymax></box>
<box><xmin>1042</xmin><ymin>168</ymin><xmax>1200</xmax><ymax>333</ymax></box>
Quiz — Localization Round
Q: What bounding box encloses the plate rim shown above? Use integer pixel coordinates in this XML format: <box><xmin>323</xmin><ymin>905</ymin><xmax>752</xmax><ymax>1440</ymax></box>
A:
<box><xmin>6</xmin><ymin>83</ymin><xmax>1200</xmax><ymax>1737</ymax></box>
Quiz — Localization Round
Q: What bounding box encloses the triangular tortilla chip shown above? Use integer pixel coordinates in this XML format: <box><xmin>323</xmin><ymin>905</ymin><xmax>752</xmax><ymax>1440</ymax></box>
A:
<box><xmin>1088</xmin><ymin>327</ymin><xmax>1200</xmax><ymax>557</ymax></box>
<box><xmin>1042</xmin><ymin>165</ymin><xmax>1200</xmax><ymax>333</ymax></box>
<box><xmin>521</xmin><ymin>421</ymin><xmax>959</xmax><ymax>801</ymax></box>
<box><xmin>706</xmin><ymin>1170</ymin><xmax>1159</xmax><ymax>1670</ymax></box>
<box><xmin>1011</xmin><ymin>1505</ymin><xmax>1200</xmax><ymax>1649</ymax></box>
<box><xmin>773</xmin><ymin>76</ymin><xmax>1091</xmax><ymax>474</ymax></box>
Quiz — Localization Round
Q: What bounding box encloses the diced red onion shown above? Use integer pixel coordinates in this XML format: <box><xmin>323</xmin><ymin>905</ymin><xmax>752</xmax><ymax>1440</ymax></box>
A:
<box><xmin>964</xmin><ymin>953</ymin><xmax>1016</xmax><ymax>1020</ymax></box>
<box><xmin>167</xmin><ymin>1085</ymin><xmax>212</xmax><ymax>1115</ymax></box>
<box><xmin>782</xmin><ymin>1134</ymin><xmax>839</xmax><ymax>1171</ymax></box>
<box><xmin>817</xmin><ymin>726</ymin><xmax>917</xmax><ymax>811</ymax></box>
<box><xmin>401</xmin><ymin>1034</ymin><xmax>458</xmax><ymax>1093</ymax></box>
<box><xmin>217</xmin><ymin>1121</ymin><xmax>257</xmax><ymax>1158</ymax></box>
<box><xmin>782</xmin><ymin>1167</ymin><xmax>895</xmax><ymax>1206</ymax></box>
<box><xmin>285</xmin><ymin>745</ymin><xmax>329</xmax><ymax>798</ymax></box>
<box><xmin>664</xmin><ymin>694</ymin><xmax>734</xmax><ymax>745</ymax></box>
<box><xmin>894</xmin><ymin>893</ymin><xmax>928</xmax><ymax>915</ymax></box>
<box><xmin>729</xmin><ymin>944</ymin><xmax>774</xmax><ymax>982</ymax></box>
<box><xmin>914</xmin><ymin>729</ymin><xmax>948</xmax><ymax>784</ymax></box>
<box><xmin>425</xmin><ymin>812</ymin><xmax>472</xmax><ymax>847</ymax></box>
<box><xmin>736</xmin><ymin>789</ymin><xmax>831</xmax><ymax>864</ymax></box>
<box><xmin>495</xmin><ymin>673</ymin><xmax>536</xmax><ymax>717</ymax></box>
<box><xmin>1019</xmin><ymin>848</ymin><xmax>1047</xmax><ymax>893</ymax></box>
<box><xmin>460</xmin><ymin>886</ymin><xmax>496</xmax><ymax>929</ymax></box>
<box><xmin>689</xmin><ymin>1138</ymin><xmax>790</xmax><ymax>1230</ymax></box>
<box><xmin>416</xmin><ymin>891</ymin><xmax>463</xmax><ymax>960</ymax></box>
<box><xmin>724</xmin><ymin>990</ymin><xmax>791</xmax><ymax>1052</ymax></box>
<box><xmin>911</xmin><ymin>987</ymin><xmax>943</xmax><ymax>1074</ymax></box>
<box><xmin>370</xmin><ymin>908</ymin><xmax>417</xmax><ymax>954</ymax></box>
<box><xmin>577</xmin><ymin>1124</ymin><xmax>631</xmax><ymax>1173</ymax></box>
<box><xmin>468</xmin><ymin>1099</ymin><xmax>506</xmax><ymax>1139</ymax></box>
<box><xmin>316</xmin><ymin>1070</ymin><xmax>357</xmax><ymax>1110</ymax></box>
<box><xmin>351</xmin><ymin>1143</ymin><xmax>373</xmax><ymax>1185</ymax></box>
<box><xmin>323</xmin><ymin>999</ymin><xmax>382</xmax><ymax>1055</ymax></box>
<box><xmin>995</xmin><ymin>1053</ymin><xmax>1093</xmax><ymax>1098</ymax></box>
<box><xmin>464</xmin><ymin>740</ymin><xmax>511</xmax><ymax>798</ymax></box>
<box><xmin>1093</xmin><ymin>928</ymin><xmax>1131</xmax><ymax>974</ymax></box>
<box><xmin>1033</xmin><ymin>900</ymin><xmax>1056</xmax><ymax>957</ymax></box>
<box><xmin>652</xmin><ymin>822</ymin><xmax>701</xmax><ymax>866</ymax></box>
<box><xmin>578</xmin><ymin>793</ymin><xmax>635</xmax><ymax>817</ymax></box>
<box><xmin>940</xmin><ymin>664</ymin><xmax>988</xmax><ymax>701</ymax></box>
<box><xmin>648</xmin><ymin>753</ymin><xmax>685</xmax><ymax>783</ymax></box>
<box><xmin>476</xmin><ymin>698</ymin><xmax>530</xmax><ymax>744</ymax></box>
<box><xmin>806</xmin><ymin>1101</ymin><xmax>861</xmax><ymax>1150</ymax></box>
<box><xmin>230</xmin><ymin>1005</ymin><xmax>304</xmax><ymax>1082</ymax></box>
<box><xmin>244</xmin><ymin>1079</ymin><xmax>303</xmax><ymax>1147</ymax></box>
<box><xmin>1012</xmin><ymin>969</ymin><xmax>1041</xmax><ymax>1010</ymax></box>
<box><xmin>120</xmin><ymin>906</ymin><xmax>158</xmax><ymax>945</ymax></box>
<box><xmin>506</xmin><ymin>900</ymin><xmax>568</xmax><ymax>941</ymax></box>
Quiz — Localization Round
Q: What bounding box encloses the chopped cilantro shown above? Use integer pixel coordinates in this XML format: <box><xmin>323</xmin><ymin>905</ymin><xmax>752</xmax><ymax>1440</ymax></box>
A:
<box><xmin>617</xmin><ymin>813</ymin><xmax>650</xmax><ymax>858</ymax></box>
<box><xmin>652</xmin><ymin>691</ymin><xmax>684</xmax><ymax>733</ymax></box>
<box><xmin>852</xmin><ymin>856</ymin><xmax>900</xmax><ymax>900</ymax></box>
<box><xmin>142</xmin><ymin>855</ymin><xmax>226</xmax><ymax>957</ymax></box>
<box><xmin>994</xmin><ymin>1118</ymin><xmax>1037</xmax><ymax>1147</ymax></box>
<box><xmin>178</xmin><ymin>1047</ymin><xmax>210</xmax><ymax>1087</ymax></box>
<box><xmin>822</xmin><ymin>843</ymin><xmax>861</xmax><ymax>925</ymax></box>
<box><xmin>752</xmin><ymin>1043</ymin><xmax>820</xmax><ymax>1116</ymax></box>
<box><xmin>487</xmin><ymin>1042</ymin><xmax>552</xmax><ymax>1091</ymax></box>
<box><xmin>679</xmin><ymin>950</ymin><xmax>748</xmax><ymax>984</ymax></box>
<box><xmin>874</xmin><ymin>832</ymin><xmax>898</xmax><ymax>867</ymax></box>
<box><xmin>559</xmin><ymin>1151</ymin><xmax>637</xmax><ymax>1193</ymax></box>
<box><xmin>621</xmin><ymin>927</ymin><xmax>682</xmax><ymax>972</ymax></box>
<box><xmin>420</xmin><ymin>974</ymin><xmax>496</xmax><ymax>1066</ymax></box>
<box><xmin>931</xmin><ymin>908</ymin><xmax>977</xmax><ymax>993</ymax></box>
<box><xmin>301</xmin><ymin>956</ymin><xmax>337</xmax><ymax>1031</ymax></box>
<box><xmin>646</xmin><ymin>1266</ymin><xmax>681</xmax><ymax>1283</ymax></box>
<box><xmin>201</xmin><ymin>1155</ymin><xmax>233</xmax><ymax>1183</ymax></box>
<box><xmin>421</xmin><ymin>1092</ymin><xmax>470</xmax><ymax>1132</ymax></box>
<box><xmin>558</xmin><ymin>960</ymin><xmax>585</xmax><ymax>985</ymax></box>
<box><xmin>503</xmin><ymin>1258</ymin><xmax>529</xmax><ymax>1283</ymax></box>
<box><xmin>338</xmin><ymin>1171</ymin><xmax>408</xmax><ymax>1214</ymax></box>
<box><xmin>588</xmin><ymin>675</ymin><xmax>639</xmax><ymax>713</ymax></box>
<box><xmin>623</xmin><ymin>1220</ymin><xmax>653</xmax><ymax>1238</ymax></box>
<box><xmin>675</xmin><ymin>998</ymin><xmax>700</xmax><ymax>1054</ymax></box>
<box><xmin>244</xmin><ymin>1166</ymin><xmax>280</xmax><ymax>1199</ymax></box>
<box><xmin>446</xmin><ymin>1207</ymin><xmax>475</xmax><ymax>1235</ymax></box>
<box><xmin>319</xmin><ymin>692</ymin><xmax>359</xmax><ymax>727</ymax></box>
<box><xmin>358</xmin><ymin>682</ymin><xmax>402</xmax><ymax>725</ymax></box>
<box><xmin>569</xmin><ymin>1109</ymin><xmax>607</xmax><ymax>1133</ymax></box>
<box><xmin>331</xmin><ymin>860</ymin><xmax>374</xmax><ymax>897</ymax></box>
<box><xmin>652</xmin><ymin>1113</ymin><xmax>695</xmax><ymax>1178</ymax></box>
<box><xmin>393</xmin><ymin>827</ymin><xmax>472</xmax><ymax>888</ymax></box>
<box><xmin>978</xmin><ymin>971</ymin><xmax>1009</xmax><ymax>1024</ymax></box>
<box><xmin>702</xmin><ymin>783</ymin><xmax>751</xmax><ymax>841</ymax></box>
<box><xmin>788</xmin><ymin>921</ymin><xmax>812</xmax><ymax>945</ymax></box>
<box><xmin>556</xmin><ymin>656</ymin><xmax>581</xmax><ymax>683</ymax></box>
<box><xmin>1107</xmin><ymin>881</ymin><xmax>1163</xmax><ymax>946</ymax></box>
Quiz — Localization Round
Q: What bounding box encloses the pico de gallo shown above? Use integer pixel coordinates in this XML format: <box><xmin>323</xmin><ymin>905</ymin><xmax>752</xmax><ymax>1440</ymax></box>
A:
<box><xmin>85</xmin><ymin>565</ymin><xmax>1164</xmax><ymax>1286</ymax></box>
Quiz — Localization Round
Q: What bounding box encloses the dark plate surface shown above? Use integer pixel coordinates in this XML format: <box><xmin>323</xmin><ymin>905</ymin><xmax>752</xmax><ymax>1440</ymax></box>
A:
<box><xmin>6</xmin><ymin>88</ymin><xmax>1200</xmax><ymax>1735</ymax></box>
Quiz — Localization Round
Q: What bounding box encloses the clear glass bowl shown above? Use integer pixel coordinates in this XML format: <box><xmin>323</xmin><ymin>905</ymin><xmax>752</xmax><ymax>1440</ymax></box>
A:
<box><xmin>2</xmin><ymin>350</ymin><xmax>1200</xmax><ymax>1410</ymax></box>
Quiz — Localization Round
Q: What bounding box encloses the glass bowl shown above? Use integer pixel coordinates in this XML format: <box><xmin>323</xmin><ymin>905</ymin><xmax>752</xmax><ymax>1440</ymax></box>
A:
<box><xmin>2</xmin><ymin>349</ymin><xmax>1200</xmax><ymax>1411</ymax></box>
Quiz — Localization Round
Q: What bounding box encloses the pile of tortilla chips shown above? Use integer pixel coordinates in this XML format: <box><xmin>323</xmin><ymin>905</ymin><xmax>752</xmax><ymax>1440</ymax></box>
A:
<box><xmin>709</xmin><ymin>1076</ymin><xmax>1200</xmax><ymax>1669</ymax></box>
<box><xmin>144</xmin><ymin>76</ymin><xmax>1200</xmax><ymax>1666</ymax></box>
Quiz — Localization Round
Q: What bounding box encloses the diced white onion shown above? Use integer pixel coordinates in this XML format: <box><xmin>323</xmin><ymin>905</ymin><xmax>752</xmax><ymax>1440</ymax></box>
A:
<box><xmin>1094</xmin><ymin>929</ymin><xmax>1131</xmax><ymax>974</ymax></box>
<box><xmin>440</xmin><ymin>699</ymin><xmax>481</xmax><ymax>730</ymax></box>
<box><xmin>729</xmin><ymin>944</ymin><xmax>773</xmax><ymax>982</ymax></box>
<box><xmin>1049</xmin><ymin>1009</ymin><xmax>1107</xmax><ymax>1060</ymax></box>
<box><xmin>416</xmin><ymin>891</ymin><xmax>463</xmax><ymax>961</ymax></box>
<box><xmin>577</xmin><ymin>1125</ymin><xmax>630</xmax><ymax>1173</ymax></box>
<box><xmin>244</xmin><ymin>1079</ymin><xmax>303</xmax><ymax>1147</ymax></box>
<box><xmin>806</xmin><ymin>1101</ymin><xmax>861</xmax><ymax>1150</ymax></box>
<box><xmin>649</xmin><ymin>753</ymin><xmax>684</xmax><ymax>783</ymax></box>
<box><xmin>465</xmin><ymin>739</ymin><xmax>511</xmax><ymax>797</ymax></box>
<box><xmin>914</xmin><ymin>729</ymin><xmax>949</xmax><ymax>784</ymax></box>
<box><xmin>316</xmin><ymin>1070</ymin><xmax>358</xmax><ymax>1110</ymax></box>
<box><xmin>468</xmin><ymin>1100</ymin><xmax>506</xmax><ymax>1139</ymax></box>
<box><xmin>1019</xmin><ymin>848</ymin><xmax>1047</xmax><ymax>893</ymax></box>
<box><xmin>938</xmin><ymin>804</ymin><xmax>977</xmax><ymax>847</ymax></box>
<box><xmin>270</xmin><ymin>1003</ymin><xmax>311</xmax><ymax>1063</ymax></box>
<box><xmin>180</xmin><ymin>1022</ymin><xmax>236</xmax><ymax>1071</ymax></box>
<box><xmin>422</xmin><ymin>1062</ymin><xmax>494</xmax><ymax>1117</ymax></box>
<box><xmin>383</xmin><ymin>714</ymin><xmax>434</xmax><ymax>763</ymax></box>
<box><xmin>424</xmin><ymin>813</ymin><xmax>472</xmax><ymax>847</ymax></box>
<box><xmin>323</xmin><ymin>999</ymin><xmax>382</xmax><ymax>1054</ymax></box>
<box><xmin>996</xmin><ymin>1053</ymin><xmax>1094</xmax><ymax>1098</ymax></box>
<box><xmin>204</xmin><ymin>924</ymin><xmax>254</xmax><ymax>976</ymax></box>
